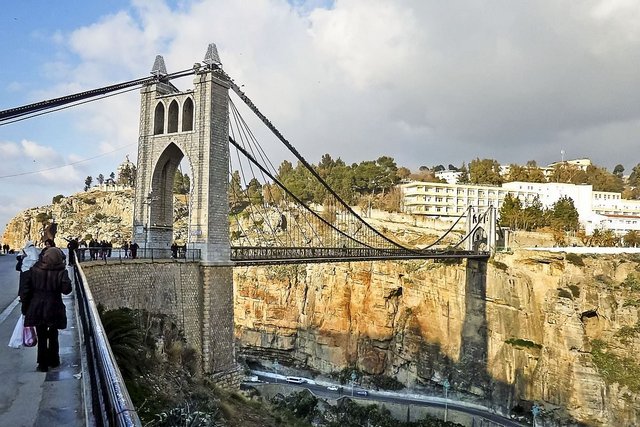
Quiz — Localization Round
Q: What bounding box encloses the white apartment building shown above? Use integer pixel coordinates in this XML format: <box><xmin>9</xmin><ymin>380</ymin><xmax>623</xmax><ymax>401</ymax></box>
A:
<box><xmin>434</xmin><ymin>170</ymin><xmax>463</xmax><ymax>185</ymax></box>
<box><xmin>401</xmin><ymin>181</ymin><xmax>536</xmax><ymax>217</ymax></box>
<box><xmin>401</xmin><ymin>179</ymin><xmax>640</xmax><ymax>235</ymax></box>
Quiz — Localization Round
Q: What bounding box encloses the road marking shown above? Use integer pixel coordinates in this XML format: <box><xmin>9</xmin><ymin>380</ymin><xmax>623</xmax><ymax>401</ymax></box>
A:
<box><xmin>0</xmin><ymin>297</ymin><xmax>19</xmax><ymax>325</ymax></box>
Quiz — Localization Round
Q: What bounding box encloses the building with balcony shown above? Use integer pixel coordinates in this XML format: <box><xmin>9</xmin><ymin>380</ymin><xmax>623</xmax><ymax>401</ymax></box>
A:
<box><xmin>400</xmin><ymin>179</ymin><xmax>640</xmax><ymax>236</ymax></box>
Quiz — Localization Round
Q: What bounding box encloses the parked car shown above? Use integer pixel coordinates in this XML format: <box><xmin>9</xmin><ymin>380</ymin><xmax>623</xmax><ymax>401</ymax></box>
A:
<box><xmin>355</xmin><ymin>390</ymin><xmax>368</xmax><ymax>396</ymax></box>
<box><xmin>327</xmin><ymin>385</ymin><xmax>339</xmax><ymax>391</ymax></box>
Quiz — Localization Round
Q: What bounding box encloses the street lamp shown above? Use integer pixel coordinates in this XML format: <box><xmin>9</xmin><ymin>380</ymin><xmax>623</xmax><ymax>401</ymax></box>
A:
<box><xmin>274</xmin><ymin>359</ymin><xmax>279</xmax><ymax>384</ymax></box>
<box><xmin>144</xmin><ymin>191</ymin><xmax>158</xmax><ymax>255</ymax></box>
<box><xmin>532</xmin><ymin>403</ymin><xmax>541</xmax><ymax>427</ymax></box>
<box><xmin>443</xmin><ymin>379</ymin><xmax>450</xmax><ymax>423</ymax></box>
<box><xmin>351</xmin><ymin>371</ymin><xmax>357</xmax><ymax>396</ymax></box>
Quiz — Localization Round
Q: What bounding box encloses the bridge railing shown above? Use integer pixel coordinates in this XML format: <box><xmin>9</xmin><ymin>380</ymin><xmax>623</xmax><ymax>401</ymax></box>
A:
<box><xmin>74</xmin><ymin>247</ymin><xmax>201</xmax><ymax>263</ymax></box>
<box><xmin>230</xmin><ymin>246</ymin><xmax>489</xmax><ymax>265</ymax></box>
<box><xmin>72</xmin><ymin>256</ymin><xmax>142</xmax><ymax>426</ymax></box>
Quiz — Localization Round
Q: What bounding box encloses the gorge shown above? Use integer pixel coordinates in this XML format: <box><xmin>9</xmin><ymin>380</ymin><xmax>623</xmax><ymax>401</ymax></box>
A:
<box><xmin>3</xmin><ymin>188</ymin><xmax>640</xmax><ymax>426</ymax></box>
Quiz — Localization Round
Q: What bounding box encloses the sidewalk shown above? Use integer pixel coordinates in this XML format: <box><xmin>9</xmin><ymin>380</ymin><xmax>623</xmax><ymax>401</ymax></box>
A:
<box><xmin>0</xmin><ymin>264</ymin><xmax>85</xmax><ymax>427</ymax></box>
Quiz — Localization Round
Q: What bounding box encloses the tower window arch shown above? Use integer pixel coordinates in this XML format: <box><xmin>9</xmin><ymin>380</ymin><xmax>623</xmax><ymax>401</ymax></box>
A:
<box><xmin>168</xmin><ymin>100</ymin><xmax>179</xmax><ymax>133</ymax></box>
<box><xmin>153</xmin><ymin>102</ymin><xmax>165</xmax><ymax>135</ymax></box>
<box><xmin>182</xmin><ymin>97</ymin><xmax>194</xmax><ymax>132</ymax></box>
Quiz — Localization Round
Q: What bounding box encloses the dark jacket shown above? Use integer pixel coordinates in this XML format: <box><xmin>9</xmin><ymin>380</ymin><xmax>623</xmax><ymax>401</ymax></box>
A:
<box><xmin>20</xmin><ymin>247</ymin><xmax>72</xmax><ymax>329</ymax></box>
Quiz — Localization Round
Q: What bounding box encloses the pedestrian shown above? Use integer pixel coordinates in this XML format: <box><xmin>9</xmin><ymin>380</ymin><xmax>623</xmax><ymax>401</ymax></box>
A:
<box><xmin>129</xmin><ymin>241</ymin><xmax>139</xmax><ymax>259</ymax></box>
<box><xmin>17</xmin><ymin>241</ymin><xmax>40</xmax><ymax>294</ymax></box>
<box><xmin>20</xmin><ymin>246</ymin><xmax>72</xmax><ymax>372</ymax></box>
<box><xmin>171</xmin><ymin>242</ymin><xmax>178</xmax><ymax>258</ymax></box>
<box><xmin>65</xmin><ymin>237</ymin><xmax>79</xmax><ymax>265</ymax></box>
<box><xmin>122</xmin><ymin>241</ymin><xmax>129</xmax><ymax>258</ymax></box>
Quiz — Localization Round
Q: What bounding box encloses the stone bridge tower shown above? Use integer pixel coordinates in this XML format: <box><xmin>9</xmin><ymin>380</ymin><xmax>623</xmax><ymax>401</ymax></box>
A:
<box><xmin>133</xmin><ymin>44</ymin><xmax>236</xmax><ymax>377</ymax></box>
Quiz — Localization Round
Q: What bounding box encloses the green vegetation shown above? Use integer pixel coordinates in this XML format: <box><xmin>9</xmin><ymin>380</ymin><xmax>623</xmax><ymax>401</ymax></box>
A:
<box><xmin>369</xmin><ymin>374</ymin><xmax>405</xmax><ymax>391</ymax></box>
<box><xmin>565</xmin><ymin>253</ymin><xmax>585</xmax><ymax>267</ymax></box>
<box><xmin>614</xmin><ymin>324</ymin><xmax>640</xmax><ymax>344</ymax></box>
<box><xmin>173</xmin><ymin>170</ymin><xmax>190</xmax><ymax>194</ymax></box>
<box><xmin>591</xmin><ymin>339</ymin><xmax>640</xmax><ymax>392</ymax></box>
<box><xmin>623</xmin><ymin>299</ymin><xmax>640</xmax><ymax>308</ymax></box>
<box><xmin>567</xmin><ymin>284</ymin><xmax>580</xmax><ymax>298</ymax></box>
<box><xmin>489</xmin><ymin>259</ymin><xmax>508</xmax><ymax>271</ymax></box>
<box><xmin>621</xmin><ymin>273</ymin><xmax>640</xmax><ymax>291</ymax></box>
<box><xmin>505</xmin><ymin>338</ymin><xmax>543</xmax><ymax>349</ymax></box>
<box><xmin>557</xmin><ymin>288</ymin><xmax>573</xmax><ymax>299</ymax></box>
<box><xmin>101</xmin><ymin>307</ymin><xmax>461</xmax><ymax>426</ymax></box>
<box><xmin>35</xmin><ymin>212</ymin><xmax>52</xmax><ymax>224</ymax></box>
<box><xmin>52</xmin><ymin>194</ymin><xmax>64</xmax><ymax>204</ymax></box>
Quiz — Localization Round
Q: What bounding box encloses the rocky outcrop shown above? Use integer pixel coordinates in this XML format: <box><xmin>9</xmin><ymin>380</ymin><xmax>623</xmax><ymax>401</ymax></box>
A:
<box><xmin>2</xmin><ymin>190</ymin><xmax>190</xmax><ymax>250</ymax></box>
<box><xmin>2</xmin><ymin>189</ymin><xmax>135</xmax><ymax>249</ymax></box>
<box><xmin>234</xmin><ymin>252</ymin><xmax>640</xmax><ymax>426</ymax></box>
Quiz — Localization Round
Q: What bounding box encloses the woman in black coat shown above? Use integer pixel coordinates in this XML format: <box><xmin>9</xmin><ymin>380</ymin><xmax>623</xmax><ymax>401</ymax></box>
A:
<box><xmin>20</xmin><ymin>247</ymin><xmax>72</xmax><ymax>372</ymax></box>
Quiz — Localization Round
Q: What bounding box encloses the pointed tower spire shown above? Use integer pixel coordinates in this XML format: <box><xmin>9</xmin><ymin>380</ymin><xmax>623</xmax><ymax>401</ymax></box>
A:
<box><xmin>203</xmin><ymin>43</ymin><xmax>222</xmax><ymax>69</ymax></box>
<box><xmin>151</xmin><ymin>55</ymin><xmax>168</xmax><ymax>77</ymax></box>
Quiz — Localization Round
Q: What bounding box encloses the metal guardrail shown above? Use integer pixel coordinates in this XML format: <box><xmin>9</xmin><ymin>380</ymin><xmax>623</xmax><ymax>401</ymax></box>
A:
<box><xmin>230</xmin><ymin>246</ymin><xmax>490</xmax><ymax>265</ymax></box>
<box><xmin>72</xmin><ymin>255</ymin><xmax>142</xmax><ymax>426</ymax></box>
<box><xmin>74</xmin><ymin>247</ymin><xmax>201</xmax><ymax>263</ymax></box>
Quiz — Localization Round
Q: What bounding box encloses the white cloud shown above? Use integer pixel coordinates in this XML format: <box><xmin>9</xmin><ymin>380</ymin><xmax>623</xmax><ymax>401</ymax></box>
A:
<box><xmin>4</xmin><ymin>0</ymin><xmax>640</xmax><ymax>235</ymax></box>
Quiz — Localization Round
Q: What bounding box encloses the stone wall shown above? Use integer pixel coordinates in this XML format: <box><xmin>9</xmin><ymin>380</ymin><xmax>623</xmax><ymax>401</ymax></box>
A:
<box><xmin>80</xmin><ymin>259</ymin><xmax>241</xmax><ymax>386</ymax></box>
<box><xmin>81</xmin><ymin>261</ymin><xmax>203</xmax><ymax>352</ymax></box>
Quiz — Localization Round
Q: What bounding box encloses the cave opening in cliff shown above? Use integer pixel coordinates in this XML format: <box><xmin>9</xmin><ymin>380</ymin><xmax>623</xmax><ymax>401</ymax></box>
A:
<box><xmin>580</xmin><ymin>309</ymin><xmax>598</xmax><ymax>322</ymax></box>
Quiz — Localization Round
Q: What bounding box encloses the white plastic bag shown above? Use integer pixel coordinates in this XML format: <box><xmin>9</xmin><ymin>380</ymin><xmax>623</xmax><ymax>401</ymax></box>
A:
<box><xmin>8</xmin><ymin>315</ymin><xmax>24</xmax><ymax>348</ymax></box>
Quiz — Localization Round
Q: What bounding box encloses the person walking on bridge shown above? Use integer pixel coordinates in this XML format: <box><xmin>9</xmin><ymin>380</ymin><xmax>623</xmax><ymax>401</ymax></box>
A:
<box><xmin>20</xmin><ymin>247</ymin><xmax>72</xmax><ymax>372</ymax></box>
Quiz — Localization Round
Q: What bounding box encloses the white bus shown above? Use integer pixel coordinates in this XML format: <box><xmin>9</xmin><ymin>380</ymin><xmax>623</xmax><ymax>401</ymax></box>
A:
<box><xmin>285</xmin><ymin>376</ymin><xmax>305</xmax><ymax>384</ymax></box>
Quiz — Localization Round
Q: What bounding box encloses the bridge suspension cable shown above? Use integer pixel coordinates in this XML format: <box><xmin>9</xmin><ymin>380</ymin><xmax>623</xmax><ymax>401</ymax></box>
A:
<box><xmin>0</xmin><ymin>68</ymin><xmax>197</xmax><ymax>125</ymax></box>
<box><xmin>224</xmin><ymin>72</ymin><xmax>419</xmax><ymax>253</ymax></box>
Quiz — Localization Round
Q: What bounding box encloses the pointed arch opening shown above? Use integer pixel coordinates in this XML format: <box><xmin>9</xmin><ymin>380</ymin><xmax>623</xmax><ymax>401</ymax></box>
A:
<box><xmin>153</xmin><ymin>102</ymin><xmax>165</xmax><ymax>135</ymax></box>
<box><xmin>147</xmin><ymin>143</ymin><xmax>192</xmax><ymax>248</ymax></box>
<box><xmin>182</xmin><ymin>97</ymin><xmax>194</xmax><ymax>132</ymax></box>
<box><xmin>168</xmin><ymin>100</ymin><xmax>179</xmax><ymax>133</ymax></box>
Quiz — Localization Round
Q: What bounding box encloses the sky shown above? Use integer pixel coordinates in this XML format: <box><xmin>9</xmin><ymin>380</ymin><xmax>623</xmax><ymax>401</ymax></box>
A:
<box><xmin>2</xmin><ymin>0</ymin><xmax>640</xmax><ymax>237</ymax></box>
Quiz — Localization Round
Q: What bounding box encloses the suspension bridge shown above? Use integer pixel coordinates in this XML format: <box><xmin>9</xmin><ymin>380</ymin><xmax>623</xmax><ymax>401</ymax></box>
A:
<box><xmin>0</xmin><ymin>43</ymin><xmax>495</xmax><ymax>265</ymax></box>
<box><xmin>0</xmin><ymin>44</ymin><xmax>507</xmax><ymax>426</ymax></box>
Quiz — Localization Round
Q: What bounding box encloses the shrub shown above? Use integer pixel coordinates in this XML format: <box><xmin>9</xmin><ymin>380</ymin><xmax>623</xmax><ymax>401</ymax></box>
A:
<box><xmin>370</xmin><ymin>374</ymin><xmax>404</xmax><ymax>391</ymax></box>
<box><xmin>568</xmin><ymin>284</ymin><xmax>580</xmax><ymax>298</ymax></box>
<box><xmin>52</xmin><ymin>194</ymin><xmax>64</xmax><ymax>204</ymax></box>
<box><xmin>490</xmin><ymin>259</ymin><xmax>508</xmax><ymax>271</ymax></box>
<box><xmin>558</xmin><ymin>288</ymin><xmax>573</xmax><ymax>299</ymax></box>
<box><xmin>591</xmin><ymin>339</ymin><xmax>640</xmax><ymax>392</ymax></box>
<box><xmin>505</xmin><ymin>338</ymin><xmax>542</xmax><ymax>349</ymax></box>
<box><xmin>565</xmin><ymin>253</ymin><xmax>585</xmax><ymax>267</ymax></box>
<box><xmin>621</xmin><ymin>273</ymin><xmax>640</xmax><ymax>291</ymax></box>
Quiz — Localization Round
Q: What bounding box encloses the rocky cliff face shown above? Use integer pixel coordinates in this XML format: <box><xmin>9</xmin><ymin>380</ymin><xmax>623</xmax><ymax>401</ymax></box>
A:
<box><xmin>2</xmin><ymin>189</ymin><xmax>135</xmax><ymax>250</ymax></box>
<box><xmin>233</xmin><ymin>253</ymin><xmax>640</xmax><ymax>426</ymax></box>
<box><xmin>2</xmin><ymin>189</ymin><xmax>189</xmax><ymax>250</ymax></box>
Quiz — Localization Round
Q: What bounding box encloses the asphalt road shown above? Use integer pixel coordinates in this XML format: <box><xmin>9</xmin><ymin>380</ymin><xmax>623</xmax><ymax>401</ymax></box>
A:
<box><xmin>0</xmin><ymin>253</ymin><xmax>85</xmax><ymax>426</ymax></box>
<box><xmin>0</xmin><ymin>254</ymin><xmax>20</xmax><ymax>318</ymax></box>
<box><xmin>251</xmin><ymin>373</ymin><xmax>527</xmax><ymax>427</ymax></box>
